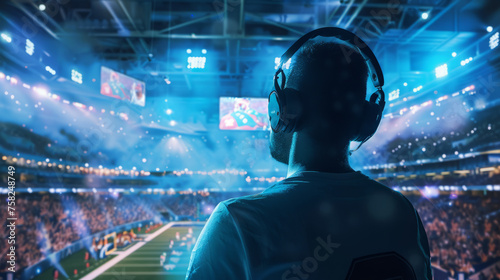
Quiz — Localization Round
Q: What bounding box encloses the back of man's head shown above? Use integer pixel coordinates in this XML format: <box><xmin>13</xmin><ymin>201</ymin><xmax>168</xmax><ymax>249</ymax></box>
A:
<box><xmin>286</xmin><ymin>40</ymin><xmax>369</xmax><ymax>146</ymax></box>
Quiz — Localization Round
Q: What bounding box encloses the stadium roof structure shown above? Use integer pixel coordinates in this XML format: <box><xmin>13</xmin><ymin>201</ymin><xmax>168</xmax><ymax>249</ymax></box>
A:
<box><xmin>1</xmin><ymin>0</ymin><xmax>499</xmax><ymax>98</ymax></box>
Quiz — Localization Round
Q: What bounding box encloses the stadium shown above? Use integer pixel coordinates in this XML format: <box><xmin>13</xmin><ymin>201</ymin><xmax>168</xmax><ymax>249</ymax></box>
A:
<box><xmin>0</xmin><ymin>0</ymin><xmax>500</xmax><ymax>279</ymax></box>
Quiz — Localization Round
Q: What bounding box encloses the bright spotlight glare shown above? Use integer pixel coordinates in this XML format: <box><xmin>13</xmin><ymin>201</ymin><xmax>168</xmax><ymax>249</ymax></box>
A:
<box><xmin>1</xmin><ymin>33</ymin><xmax>12</xmax><ymax>43</ymax></box>
<box><xmin>202</xmin><ymin>49</ymin><xmax>207</xmax><ymax>54</ymax></box>
<box><xmin>421</xmin><ymin>12</ymin><xmax>429</xmax><ymax>20</ymax></box>
<box><xmin>451</xmin><ymin>52</ymin><xmax>457</xmax><ymax>57</ymax></box>
<box><xmin>186</xmin><ymin>49</ymin><xmax>192</xmax><ymax>54</ymax></box>
<box><xmin>435</xmin><ymin>64</ymin><xmax>448</xmax><ymax>79</ymax></box>
<box><xmin>169</xmin><ymin>120</ymin><xmax>176</xmax><ymax>126</ymax></box>
<box><xmin>39</xmin><ymin>4</ymin><xmax>46</xmax><ymax>11</ymax></box>
<box><xmin>487</xmin><ymin>26</ymin><xmax>493</xmax><ymax>33</ymax></box>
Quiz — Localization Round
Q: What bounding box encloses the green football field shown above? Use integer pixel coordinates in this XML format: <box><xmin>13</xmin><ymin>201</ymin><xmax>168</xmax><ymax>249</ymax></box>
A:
<box><xmin>89</xmin><ymin>223</ymin><xmax>204</xmax><ymax>280</ymax></box>
<box><xmin>31</xmin><ymin>222</ymin><xmax>205</xmax><ymax>280</ymax></box>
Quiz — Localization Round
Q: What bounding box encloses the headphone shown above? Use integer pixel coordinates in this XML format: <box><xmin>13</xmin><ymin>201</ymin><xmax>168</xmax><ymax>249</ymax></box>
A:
<box><xmin>268</xmin><ymin>27</ymin><xmax>386</xmax><ymax>153</ymax></box>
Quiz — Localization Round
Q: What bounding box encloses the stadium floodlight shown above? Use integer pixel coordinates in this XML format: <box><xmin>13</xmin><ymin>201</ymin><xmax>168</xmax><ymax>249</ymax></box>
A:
<box><xmin>202</xmin><ymin>49</ymin><xmax>207</xmax><ymax>54</ymax></box>
<box><xmin>1</xmin><ymin>33</ymin><xmax>12</xmax><ymax>43</ymax></box>
<box><xmin>71</xmin><ymin>69</ymin><xmax>83</xmax><ymax>84</ymax></box>
<box><xmin>187</xmin><ymin>56</ymin><xmax>206</xmax><ymax>69</ymax></box>
<box><xmin>170</xmin><ymin>120</ymin><xmax>176</xmax><ymax>126</ymax></box>
<box><xmin>460</xmin><ymin>57</ymin><xmax>473</xmax><ymax>66</ymax></box>
<box><xmin>25</xmin><ymin>39</ymin><xmax>34</xmax><ymax>55</ymax></box>
<box><xmin>388</xmin><ymin>89</ymin><xmax>400</xmax><ymax>101</ymax></box>
<box><xmin>186</xmin><ymin>49</ymin><xmax>192</xmax><ymax>54</ymax></box>
<box><xmin>435</xmin><ymin>64</ymin><xmax>448</xmax><ymax>78</ymax></box>
<box><xmin>45</xmin><ymin>66</ymin><xmax>56</xmax><ymax>75</ymax></box>
<box><xmin>274</xmin><ymin>57</ymin><xmax>292</xmax><ymax>70</ymax></box>
<box><xmin>487</xmin><ymin>26</ymin><xmax>493</xmax><ymax>33</ymax></box>
<box><xmin>490</xmin><ymin>32</ymin><xmax>499</xmax><ymax>50</ymax></box>
<box><xmin>451</xmin><ymin>52</ymin><xmax>457</xmax><ymax>57</ymax></box>
<box><xmin>39</xmin><ymin>4</ymin><xmax>46</xmax><ymax>11</ymax></box>
<box><xmin>421</xmin><ymin>12</ymin><xmax>429</xmax><ymax>20</ymax></box>
<box><xmin>166</xmin><ymin>109</ymin><xmax>172</xmax><ymax>115</ymax></box>
<box><xmin>403</xmin><ymin>82</ymin><xmax>407</xmax><ymax>86</ymax></box>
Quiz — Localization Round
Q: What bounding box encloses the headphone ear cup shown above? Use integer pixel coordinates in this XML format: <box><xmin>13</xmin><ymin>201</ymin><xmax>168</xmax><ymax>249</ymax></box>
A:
<box><xmin>281</xmin><ymin>88</ymin><xmax>303</xmax><ymax>132</ymax></box>
<box><xmin>353</xmin><ymin>100</ymin><xmax>382</xmax><ymax>142</ymax></box>
<box><xmin>268</xmin><ymin>90</ymin><xmax>282</xmax><ymax>132</ymax></box>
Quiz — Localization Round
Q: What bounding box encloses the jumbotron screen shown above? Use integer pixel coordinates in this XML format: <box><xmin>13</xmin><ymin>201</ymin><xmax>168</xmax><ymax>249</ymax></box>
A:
<box><xmin>219</xmin><ymin>97</ymin><xmax>268</xmax><ymax>130</ymax></box>
<box><xmin>100</xmin><ymin>66</ymin><xmax>146</xmax><ymax>106</ymax></box>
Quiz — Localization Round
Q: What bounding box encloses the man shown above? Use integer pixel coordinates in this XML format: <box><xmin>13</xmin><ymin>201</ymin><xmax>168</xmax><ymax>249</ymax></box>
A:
<box><xmin>186</xmin><ymin>39</ymin><xmax>432</xmax><ymax>279</ymax></box>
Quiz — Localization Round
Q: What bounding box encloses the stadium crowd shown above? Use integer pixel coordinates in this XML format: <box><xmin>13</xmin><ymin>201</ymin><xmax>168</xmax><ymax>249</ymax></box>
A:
<box><xmin>0</xmin><ymin>193</ymin><xmax>166</xmax><ymax>272</ymax></box>
<box><xmin>375</xmin><ymin>97</ymin><xmax>500</xmax><ymax>167</ymax></box>
<box><xmin>408</xmin><ymin>194</ymin><xmax>500</xmax><ymax>278</ymax></box>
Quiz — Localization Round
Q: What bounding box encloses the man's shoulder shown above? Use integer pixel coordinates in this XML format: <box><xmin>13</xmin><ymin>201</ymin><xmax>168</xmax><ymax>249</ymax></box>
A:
<box><xmin>220</xmin><ymin>192</ymin><xmax>266</xmax><ymax>209</ymax></box>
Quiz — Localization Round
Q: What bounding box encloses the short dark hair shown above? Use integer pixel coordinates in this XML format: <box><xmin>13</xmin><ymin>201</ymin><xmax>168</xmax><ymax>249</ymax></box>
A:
<box><xmin>286</xmin><ymin>40</ymin><xmax>369</xmax><ymax>145</ymax></box>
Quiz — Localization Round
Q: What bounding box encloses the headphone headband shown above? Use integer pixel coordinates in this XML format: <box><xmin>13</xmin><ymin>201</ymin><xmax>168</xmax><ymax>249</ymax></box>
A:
<box><xmin>269</xmin><ymin>27</ymin><xmax>386</xmax><ymax>151</ymax></box>
<box><xmin>277</xmin><ymin>27</ymin><xmax>384</xmax><ymax>88</ymax></box>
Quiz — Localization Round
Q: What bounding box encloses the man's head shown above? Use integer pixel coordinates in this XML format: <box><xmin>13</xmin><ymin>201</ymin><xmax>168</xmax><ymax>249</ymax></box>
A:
<box><xmin>269</xmin><ymin>40</ymin><xmax>369</xmax><ymax>165</ymax></box>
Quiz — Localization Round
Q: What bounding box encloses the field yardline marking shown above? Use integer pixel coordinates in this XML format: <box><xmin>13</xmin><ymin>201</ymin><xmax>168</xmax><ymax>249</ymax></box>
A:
<box><xmin>80</xmin><ymin>222</ymin><xmax>175</xmax><ymax>280</ymax></box>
